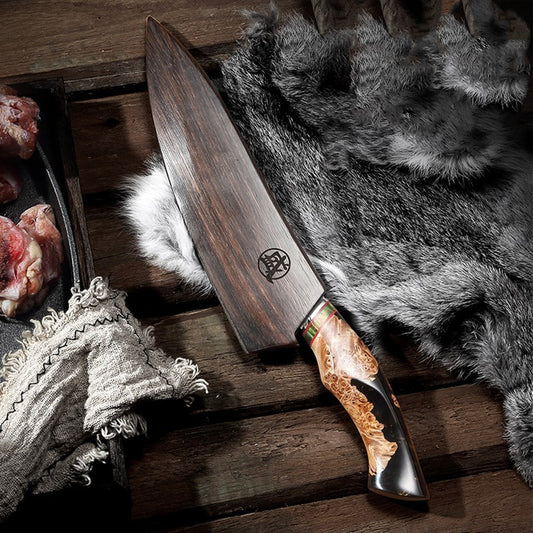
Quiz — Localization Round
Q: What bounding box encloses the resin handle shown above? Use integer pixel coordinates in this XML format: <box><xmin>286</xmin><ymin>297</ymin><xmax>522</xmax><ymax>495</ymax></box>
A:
<box><xmin>302</xmin><ymin>299</ymin><xmax>429</xmax><ymax>501</ymax></box>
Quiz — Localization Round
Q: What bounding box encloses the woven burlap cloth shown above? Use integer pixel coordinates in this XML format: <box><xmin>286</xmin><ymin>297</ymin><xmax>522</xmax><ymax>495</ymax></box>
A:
<box><xmin>0</xmin><ymin>276</ymin><xmax>208</xmax><ymax>520</ymax></box>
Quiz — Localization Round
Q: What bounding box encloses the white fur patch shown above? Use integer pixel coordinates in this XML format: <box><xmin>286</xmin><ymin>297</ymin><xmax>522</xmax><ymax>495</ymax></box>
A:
<box><xmin>121</xmin><ymin>156</ymin><xmax>213</xmax><ymax>294</ymax></box>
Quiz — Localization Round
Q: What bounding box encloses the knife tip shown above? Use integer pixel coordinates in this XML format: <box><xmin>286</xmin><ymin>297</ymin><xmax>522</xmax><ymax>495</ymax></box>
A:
<box><xmin>145</xmin><ymin>15</ymin><xmax>161</xmax><ymax>29</ymax></box>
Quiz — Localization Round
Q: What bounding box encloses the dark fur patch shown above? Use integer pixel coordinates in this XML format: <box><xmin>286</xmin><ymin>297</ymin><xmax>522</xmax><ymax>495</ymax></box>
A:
<box><xmin>124</xmin><ymin>7</ymin><xmax>533</xmax><ymax>486</ymax></box>
<box><xmin>217</xmin><ymin>9</ymin><xmax>533</xmax><ymax>485</ymax></box>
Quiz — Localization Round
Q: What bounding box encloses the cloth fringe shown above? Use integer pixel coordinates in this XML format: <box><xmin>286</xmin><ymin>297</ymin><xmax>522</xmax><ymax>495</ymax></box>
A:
<box><xmin>67</xmin><ymin>356</ymin><xmax>208</xmax><ymax>487</ymax></box>
<box><xmin>0</xmin><ymin>277</ymin><xmax>118</xmax><ymax>393</ymax></box>
<box><xmin>71</xmin><ymin>412</ymin><xmax>148</xmax><ymax>486</ymax></box>
<box><xmin>0</xmin><ymin>276</ymin><xmax>209</xmax><ymax>491</ymax></box>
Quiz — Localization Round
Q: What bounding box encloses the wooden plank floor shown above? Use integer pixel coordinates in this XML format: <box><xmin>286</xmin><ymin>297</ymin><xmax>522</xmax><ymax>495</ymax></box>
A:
<box><xmin>2</xmin><ymin>0</ymin><xmax>533</xmax><ymax>531</ymax></box>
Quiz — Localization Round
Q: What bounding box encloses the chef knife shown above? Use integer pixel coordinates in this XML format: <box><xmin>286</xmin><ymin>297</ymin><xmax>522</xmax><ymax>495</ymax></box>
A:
<box><xmin>145</xmin><ymin>16</ymin><xmax>429</xmax><ymax>501</ymax></box>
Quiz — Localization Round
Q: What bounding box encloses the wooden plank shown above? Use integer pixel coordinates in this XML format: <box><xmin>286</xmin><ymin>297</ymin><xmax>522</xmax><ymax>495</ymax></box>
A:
<box><xmin>0</xmin><ymin>0</ymin><xmax>312</xmax><ymax>91</ymax></box>
<box><xmin>82</xmin><ymin>205</ymin><xmax>459</xmax><ymax>404</ymax></box>
<box><xmin>69</xmin><ymin>95</ymin><xmax>177</xmax><ymax>312</ymax></box>
<box><xmin>85</xmin><ymin>203</ymin><xmax>138</xmax><ymax>261</ymax></box>
<box><xmin>69</xmin><ymin>45</ymin><xmax>533</xmax><ymax>201</ymax></box>
<box><xmin>3</xmin><ymin>0</ymin><xmax>529</xmax><ymax>91</ymax></box>
<box><xmin>2</xmin><ymin>0</ymin><xmax>530</xmax><ymax>99</ymax></box>
<box><xmin>78</xmin><ymin>199</ymin><xmax>459</xmax><ymax>397</ymax></box>
<box><xmin>311</xmin><ymin>0</ymin><xmax>454</xmax><ymax>37</ymax></box>
<box><xmin>173</xmin><ymin>469</ymin><xmax>532</xmax><ymax>533</ymax></box>
<box><xmin>311</xmin><ymin>0</ymin><xmax>385</xmax><ymax>34</ymax></box>
<box><xmin>126</xmin><ymin>384</ymin><xmax>510</xmax><ymax>523</ymax></box>
<box><xmin>69</xmin><ymin>92</ymin><xmax>157</xmax><ymax>195</ymax></box>
<box><xmin>73</xmin><ymin>81</ymin><xmax>532</xmax><ymax>303</ymax></box>
<box><xmin>145</xmin><ymin>306</ymin><xmax>455</xmax><ymax>414</ymax></box>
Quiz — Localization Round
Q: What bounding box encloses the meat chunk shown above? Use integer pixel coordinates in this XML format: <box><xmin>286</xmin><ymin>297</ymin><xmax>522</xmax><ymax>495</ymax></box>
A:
<box><xmin>18</xmin><ymin>204</ymin><xmax>63</xmax><ymax>284</ymax></box>
<box><xmin>0</xmin><ymin>85</ymin><xmax>40</xmax><ymax>204</ymax></box>
<box><xmin>0</xmin><ymin>85</ymin><xmax>17</xmax><ymax>97</ymax></box>
<box><xmin>0</xmin><ymin>204</ymin><xmax>63</xmax><ymax>317</ymax></box>
<box><xmin>0</xmin><ymin>161</ymin><xmax>22</xmax><ymax>204</ymax></box>
<box><xmin>0</xmin><ymin>85</ymin><xmax>40</xmax><ymax>160</ymax></box>
<box><xmin>0</xmin><ymin>215</ymin><xmax>43</xmax><ymax>317</ymax></box>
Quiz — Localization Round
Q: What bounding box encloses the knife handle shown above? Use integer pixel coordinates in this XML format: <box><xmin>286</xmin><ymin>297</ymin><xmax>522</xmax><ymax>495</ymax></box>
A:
<box><xmin>302</xmin><ymin>299</ymin><xmax>429</xmax><ymax>501</ymax></box>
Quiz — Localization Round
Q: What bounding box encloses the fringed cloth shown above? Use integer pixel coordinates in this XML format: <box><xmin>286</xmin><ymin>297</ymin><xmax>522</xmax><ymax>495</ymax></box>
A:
<box><xmin>0</xmin><ymin>277</ymin><xmax>208</xmax><ymax>520</ymax></box>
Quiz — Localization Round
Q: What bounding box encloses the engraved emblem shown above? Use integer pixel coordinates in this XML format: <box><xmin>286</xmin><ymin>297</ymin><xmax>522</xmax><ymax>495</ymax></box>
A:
<box><xmin>258</xmin><ymin>248</ymin><xmax>291</xmax><ymax>283</ymax></box>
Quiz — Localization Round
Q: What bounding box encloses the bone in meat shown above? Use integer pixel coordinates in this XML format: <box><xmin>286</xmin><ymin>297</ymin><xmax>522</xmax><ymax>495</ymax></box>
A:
<box><xmin>0</xmin><ymin>204</ymin><xmax>63</xmax><ymax>317</ymax></box>
<box><xmin>18</xmin><ymin>204</ymin><xmax>63</xmax><ymax>284</ymax></box>
<box><xmin>0</xmin><ymin>215</ymin><xmax>43</xmax><ymax>317</ymax></box>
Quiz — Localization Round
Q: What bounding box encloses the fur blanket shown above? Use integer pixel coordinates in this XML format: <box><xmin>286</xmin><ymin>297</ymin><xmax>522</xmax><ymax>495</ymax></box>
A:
<box><xmin>124</xmin><ymin>7</ymin><xmax>533</xmax><ymax>486</ymax></box>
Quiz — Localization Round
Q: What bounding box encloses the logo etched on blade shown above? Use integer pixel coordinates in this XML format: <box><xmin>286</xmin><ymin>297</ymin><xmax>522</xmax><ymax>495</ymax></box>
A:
<box><xmin>258</xmin><ymin>249</ymin><xmax>291</xmax><ymax>283</ymax></box>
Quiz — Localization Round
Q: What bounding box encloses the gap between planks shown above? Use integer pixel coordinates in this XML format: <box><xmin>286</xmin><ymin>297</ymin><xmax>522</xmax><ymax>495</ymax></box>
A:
<box><xmin>156</xmin><ymin>469</ymin><xmax>532</xmax><ymax>533</ymax></box>
<box><xmin>125</xmin><ymin>383</ymin><xmax>513</xmax><ymax>524</ymax></box>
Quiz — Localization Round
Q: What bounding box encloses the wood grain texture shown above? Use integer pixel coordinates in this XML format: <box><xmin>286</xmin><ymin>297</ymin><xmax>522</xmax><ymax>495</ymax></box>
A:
<box><xmin>304</xmin><ymin>300</ymin><xmax>428</xmax><ymax>499</ymax></box>
<box><xmin>78</xmin><ymin>98</ymin><xmax>529</xmax><ymax>533</ymax></box>
<box><xmin>174</xmin><ymin>470</ymin><xmax>532</xmax><ymax>533</ymax></box>
<box><xmin>126</xmin><ymin>384</ymin><xmax>511</xmax><ymax>524</ymax></box>
<box><xmin>0</xmin><ymin>0</ymin><xmax>313</xmax><ymax>92</ymax></box>
<box><xmin>312</xmin><ymin>0</ymin><xmax>455</xmax><ymax>34</ymax></box>
<box><xmin>311</xmin><ymin>0</ymin><xmax>384</xmax><ymax>33</ymax></box>
<box><xmin>7</xmin><ymin>0</ymin><xmax>529</xmax><ymax>530</ymax></box>
<box><xmin>146</xmin><ymin>17</ymin><xmax>324</xmax><ymax>352</ymax></box>
<box><xmin>52</xmin><ymin>88</ymin><xmax>97</xmax><ymax>288</ymax></box>
<box><xmin>380</xmin><ymin>0</ymin><xmax>444</xmax><ymax>37</ymax></box>
<box><xmin>69</xmin><ymin>93</ymin><xmax>157</xmax><ymax>195</ymax></box>
<box><xmin>143</xmin><ymin>307</ymin><xmax>457</xmax><ymax>414</ymax></box>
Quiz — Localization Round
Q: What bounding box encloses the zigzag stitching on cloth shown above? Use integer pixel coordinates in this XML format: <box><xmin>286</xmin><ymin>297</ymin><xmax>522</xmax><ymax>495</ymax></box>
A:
<box><xmin>110</xmin><ymin>299</ymin><xmax>177</xmax><ymax>394</ymax></box>
<box><xmin>25</xmin><ymin>304</ymin><xmax>178</xmax><ymax>487</ymax></box>
<box><xmin>0</xmin><ymin>297</ymin><xmax>179</xmax><ymax>433</ymax></box>
<box><xmin>0</xmin><ymin>313</ymin><xmax>122</xmax><ymax>433</ymax></box>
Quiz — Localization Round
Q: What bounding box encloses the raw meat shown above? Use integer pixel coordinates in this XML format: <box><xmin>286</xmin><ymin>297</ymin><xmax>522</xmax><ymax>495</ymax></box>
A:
<box><xmin>0</xmin><ymin>85</ymin><xmax>40</xmax><ymax>160</ymax></box>
<box><xmin>0</xmin><ymin>204</ymin><xmax>63</xmax><ymax>317</ymax></box>
<box><xmin>18</xmin><ymin>204</ymin><xmax>63</xmax><ymax>284</ymax></box>
<box><xmin>0</xmin><ymin>85</ymin><xmax>40</xmax><ymax>204</ymax></box>
<box><xmin>0</xmin><ymin>161</ymin><xmax>22</xmax><ymax>204</ymax></box>
<box><xmin>0</xmin><ymin>215</ymin><xmax>43</xmax><ymax>317</ymax></box>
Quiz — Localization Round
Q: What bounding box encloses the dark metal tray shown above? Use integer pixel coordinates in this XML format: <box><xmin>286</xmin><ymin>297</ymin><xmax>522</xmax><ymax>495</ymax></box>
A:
<box><xmin>0</xmin><ymin>146</ymin><xmax>81</xmax><ymax>356</ymax></box>
<box><xmin>0</xmin><ymin>81</ymin><xmax>83</xmax><ymax>357</ymax></box>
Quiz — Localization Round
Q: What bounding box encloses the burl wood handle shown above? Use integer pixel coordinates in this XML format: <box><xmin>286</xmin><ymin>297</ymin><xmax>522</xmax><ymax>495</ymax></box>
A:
<box><xmin>302</xmin><ymin>299</ymin><xmax>429</xmax><ymax>501</ymax></box>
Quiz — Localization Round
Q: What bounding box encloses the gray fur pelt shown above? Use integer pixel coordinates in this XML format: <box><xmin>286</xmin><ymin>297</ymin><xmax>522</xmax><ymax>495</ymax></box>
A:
<box><xmin>124</xmin><ymin>5</ymin><xmax>533</xmax><ymax>485</ymax></box>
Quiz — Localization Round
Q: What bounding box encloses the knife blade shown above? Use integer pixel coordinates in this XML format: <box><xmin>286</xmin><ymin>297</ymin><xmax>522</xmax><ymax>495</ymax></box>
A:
<box><xmin>145</xmin><ymin>16</ymin><xmax>429</xmax><ymax>501</ymax></box>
